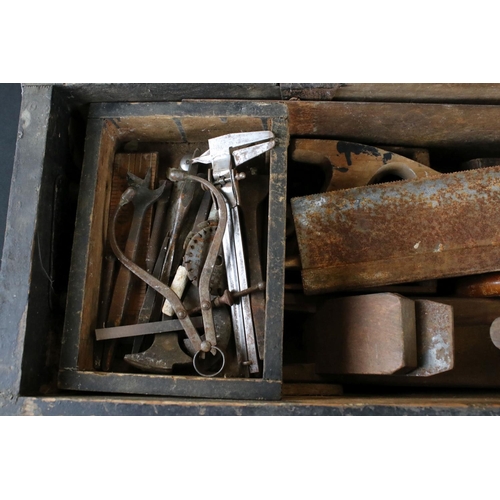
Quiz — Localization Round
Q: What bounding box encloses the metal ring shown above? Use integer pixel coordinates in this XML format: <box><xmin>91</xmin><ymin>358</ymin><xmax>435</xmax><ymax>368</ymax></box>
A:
<box><xmin>193</xmin><ymin>347</ymin><xmax>225</xmax><ymax>377</ymax></box>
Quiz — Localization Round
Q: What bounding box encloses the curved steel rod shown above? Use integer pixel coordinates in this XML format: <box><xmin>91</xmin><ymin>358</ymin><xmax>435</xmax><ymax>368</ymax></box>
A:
<box><xmin>168</xmin><ymin>169</ymin><xmax>229</xmax><ymax>350</ymax></box>
<box><xmin>109</xmin><ymin>190</ymin><xmax>202</xmax><ymax>352</ymax></box>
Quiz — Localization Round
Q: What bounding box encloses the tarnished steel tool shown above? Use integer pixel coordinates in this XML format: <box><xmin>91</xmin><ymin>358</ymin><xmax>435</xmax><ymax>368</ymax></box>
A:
<box><xmin>145</xmin><ymin>180</ymin><xmax>172</xmax><ymax>273</ymax></box>
<box><xmin>406</xmin><ymin>300</ymin><xmax>454</xmax><ymax>377</ymax></box>
<box><xmin>314</xmin><ymin>293</ymin><xmax>418</xmax><ymax>375</ymax></box>
<box><xmin>292</xmin><ymin>166</ymin><xmax>500</xmax><ymax>294</ymax></box>
<box><xmin>103</xmin><ymin>168</ymin><xmax>166</xmax><ymax>370</ymax></box>
<box><xmin>239</xmin><ymin>174</ymin><xmax>269</xmax><ymax>359</ymax></box>
<box><xmin>125</xmin><ymin>332</ymin><xmax>193</xmax><ymax>374</ymax></box>
<box><xmin>130</xmin><ymin>156</ymin><xmax>200</xmax><ymax>354</ymax></box>
<box><xmin>108</xmin><ymin>153</ymin><xmax>159</xmax><ymax>325</ymax></box>
<box><xmin>109</xmin><ymin>188</ymin><xmax>203</xmax><ymax>352</ymax></box>
<box><xmin>290</xmin><ymin>139</ymin><xmax>439</xmax><ymax>192</ymax></box>
<box><xmin>107</xmin><ymin>168</ymin><xmax>166</xmax><ymax>327</ymax></box>
<box><xmin>110</xmin><ymin>168</ymin><xmax>230</xmax><ymax>376</ymax></box>
<box><xmin>96</xmin><ymin>316</ymin><xmax>205</xmax><ymax>341</ymax></box>
<box><xmin>186</xmin><ymin>282</ymin><xmax>266</xmax><ymax>315</ymax></box>
<box><xmin>192</xmin><ymin>131</ymin><xmax>275</xmax><ymax>373</ymax></box>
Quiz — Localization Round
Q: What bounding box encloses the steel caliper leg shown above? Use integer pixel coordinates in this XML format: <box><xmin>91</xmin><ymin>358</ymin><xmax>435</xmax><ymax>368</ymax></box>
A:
<box><xmin>222</xmin><ymin>202</ymin><xmax>260</xmax><ymax>374</ymax></box>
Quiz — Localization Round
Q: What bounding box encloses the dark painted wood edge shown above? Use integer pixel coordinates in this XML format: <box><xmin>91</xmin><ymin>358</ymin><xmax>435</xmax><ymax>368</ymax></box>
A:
<box><xmin>50</xmin><ymin>83</ymin><xmax>282</xmax><ymax>105</ymax></box>
<box><xmin>286</xmin><ymin>101</ymin><xmax>500</xmax><ymax>147</ymax></box>
<box><xmin>88</xmin><ymin>100</ymin><xmax>288</xmax><ymax>119</ymax></box>
<box><xmin>58</xmin><ymin>370</ymin><xmax>282</xmax><ymax>401</ymax></box>
<box><xmin>59</xmin><ymin>118</ymin><xmax>113</xmax><ymax>370</ymax></box>
<box><xmin>31</xmin><ymin>83</ymin><xmax>500</xmax><ymax>105</ymax></box>
<box><xmin>0</xmin><ymin>85</ymin><xmax>53</xmax><ymax>396</ymax></box>
<box><xmin>4</xmin><ymin>393</ymin><xmax>500</xmax><ymax>415</ymax></box>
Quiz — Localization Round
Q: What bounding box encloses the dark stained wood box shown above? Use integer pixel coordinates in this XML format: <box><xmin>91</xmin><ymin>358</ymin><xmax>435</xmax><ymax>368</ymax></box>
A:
<box><xmin>58</xmin><ymin>101</ymin><xmax>288</xmax><ymax>400</ymax></box>
<box><xmin>4</xmin><ymin>84</ymin><xmax>500</xmax><ymax>414</ymax></box>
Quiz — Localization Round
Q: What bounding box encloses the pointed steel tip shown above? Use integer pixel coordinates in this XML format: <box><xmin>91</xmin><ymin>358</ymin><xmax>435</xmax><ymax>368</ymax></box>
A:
<box><xmin>127</xmin><ymin>166</ymin><xmax>153</xmax><ymax>187</ymax></box>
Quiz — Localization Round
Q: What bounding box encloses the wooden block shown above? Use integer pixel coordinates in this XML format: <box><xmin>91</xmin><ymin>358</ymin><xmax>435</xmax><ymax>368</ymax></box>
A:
<box><xmin>314</xmin><ymin>293</ymin><xmax>417</xmax><ymax>375</ymax></box>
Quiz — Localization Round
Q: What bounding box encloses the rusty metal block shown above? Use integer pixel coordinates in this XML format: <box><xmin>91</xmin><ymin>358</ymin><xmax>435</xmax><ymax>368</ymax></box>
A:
<box><xmin>407</xmin><ymin>300</ymin><xmax>454</xmax><ymax>377</ymax></box>
<box><xmin>291</xmin><ymin>166</ymin><xmax>500</xmax><ymax>294</ymax></box>
<box><xmin>314</xmin><ymin>293</ymin><xmax>417</xmax><ymax>375</ymax></box>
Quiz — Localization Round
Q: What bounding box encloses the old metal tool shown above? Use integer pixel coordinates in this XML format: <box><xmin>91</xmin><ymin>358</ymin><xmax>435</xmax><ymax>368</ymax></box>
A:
<box><xmin>145</xmin><ymin>180</ymin><xmax>172</xmax><ymax>273</ymax></box>
<box><xmin>126</xmin><ymin>332</ymin><xmax>193</xmax><ymax>374</ymax></box>
<box><xmin>239</xmin><ymin>174</ymin><xmax>269</xmax><ymax>359</ymax></box>
<box><xmin>130</xmin><ymin>156</ymin><xmax>200</xmax><ymax>354</ymax></box>
<box><xmin>191</xmin><ymin>131</ymin><xmax>275</xmax><ymax>373</ymax></box>
<box><xmin>107</xmin><ymin>168</ymin><xmax>166</xmax><ymax>327</ymax></box>
<box><xmin>193</xmin><ymin>131</ymin><xmax>275</xmax><ymax>373</ymax></box>
<box><xmin>102</xmin><ymin>168</ymin><xmax>166</xmax><ymax>370</ymax></box>
<box><xmin>292</xmin><ymin>166</ymin><xmax>500</xmax><ymax>294</ymax></box>
<box><xmin>109</xmin><ymin>167</ymin><xmax>229</xmax><ymax>377</ymax></box>
<box><xmin>406</xmin><ymin>300</ymin><xmax>454</xmax><ymax>377</ymax></box>
<box><xmin>96</xmin><ymin>316</ymin><xmax>205</xmax><ymax>340</ymax></box>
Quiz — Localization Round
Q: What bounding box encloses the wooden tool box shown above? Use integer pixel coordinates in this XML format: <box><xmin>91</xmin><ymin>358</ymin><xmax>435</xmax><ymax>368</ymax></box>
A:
<box><xmin>3</xmin><ymin>83</ymin><xmax>500</xmax><ymax>414</ymax></box>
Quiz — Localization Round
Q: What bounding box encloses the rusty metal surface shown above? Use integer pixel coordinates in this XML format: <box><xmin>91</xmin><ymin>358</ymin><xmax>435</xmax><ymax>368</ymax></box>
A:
<box><xmin>455</xmin><ymin>273</ymin><xmax>500</xmax><ymax>297</ymax></box>
<box><xmin>314</xmin><ymin>293</ymin><xmax>417</xmax><ymax>375</ymax></box>
<box><xmin>292</xmin><ymin>166</ymin><xmax>500</xmax><ymax>294</ymax></box>
<box><xmin>407</xmin><ymin>300</ymin><xmax>454</xmax><ymax>377</ymax></box>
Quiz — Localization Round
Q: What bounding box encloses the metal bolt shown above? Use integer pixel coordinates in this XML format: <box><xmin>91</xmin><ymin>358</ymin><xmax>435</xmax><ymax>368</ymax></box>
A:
<box><xmin>177</xmin><ymin>310</ymin><xmax>186</xmax><ymax>319</ymax></box>
<box><xmin>200</xmin><ymin>341</ymin><xmax>212</xmax><ymax>353</ymax></box>
<box><xmin>201</xmin><ymin>300</ymin><xmax>211</xmax><ymax>311</ymax></box>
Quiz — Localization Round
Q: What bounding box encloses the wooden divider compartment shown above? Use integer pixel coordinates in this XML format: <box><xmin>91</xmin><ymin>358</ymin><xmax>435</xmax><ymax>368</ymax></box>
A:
<box><xmin>58</xmin><ymin>101</ymin><xmax>288</xmax><ymax>400</ymax></box>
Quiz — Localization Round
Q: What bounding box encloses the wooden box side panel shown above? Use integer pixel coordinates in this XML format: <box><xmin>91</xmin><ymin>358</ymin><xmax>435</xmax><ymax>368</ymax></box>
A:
<box><xmin>61</xmin><ymin>119</ymin><xmax>118</xmax><ymax>370</ymax></box>
<box><xmin>61</xmin><ymin>102</ymin><xmax>289</xmax><ymax>395</ymax></box>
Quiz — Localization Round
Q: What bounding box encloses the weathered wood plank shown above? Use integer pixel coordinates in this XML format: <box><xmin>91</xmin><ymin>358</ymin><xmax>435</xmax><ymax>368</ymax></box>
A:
<box><xmin>58</xmin><ymin>370</ymin><xmax>282</xmax><ymax>400</ymax></box>
<box><xmin>287</xmin><ymin>101</ymin><xmax>500</xmax><ymax>147</ymax></box>
<box><xmin>0</xmin><ymin>85</ymin><xmax>53</xmax><ymax>397</ymax></box>
<box><xmin>49</xmin><ymin>83</ymin><xmax>500</xmax><ymax>105</ymax></box>
<box><xmin>52</xmin><ymin>83</ymin><xmax>281</xmax><ymax>105</ymax></box>
<box><xmin>331</xmin><ymin>83</ymin><xmax>500</xmax><ymax>103</ymax></box>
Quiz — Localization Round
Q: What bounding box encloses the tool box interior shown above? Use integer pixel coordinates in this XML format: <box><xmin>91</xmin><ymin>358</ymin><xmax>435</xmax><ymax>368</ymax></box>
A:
<box><xmin>3</xmin><ymin>84</ymin><xmax>500</xmax><ymax>414</ymax></box>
